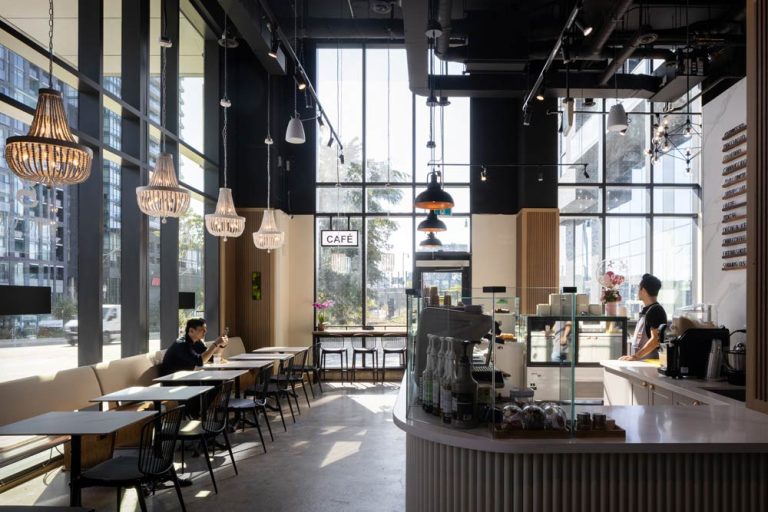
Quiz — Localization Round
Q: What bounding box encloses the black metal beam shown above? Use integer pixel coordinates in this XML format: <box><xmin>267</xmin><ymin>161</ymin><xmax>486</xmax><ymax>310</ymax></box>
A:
<box><xmin>204</xmin><ymin>38</ymin><xmax>220</xmax><ymax>336</ymax></box>
<box><xmin>76</xmin><ymin>0</ymin><xmax>104</xmax><ymax>366</ymax></box>
<box><xmin>121</xmin><ymin>0</ymin><xmax>151</xmax><ymax>357</ymax></box>
<box><xmin>160</xmin><ymin>0</ymin><xmax>182</xmax><ymax>347</ymax></box>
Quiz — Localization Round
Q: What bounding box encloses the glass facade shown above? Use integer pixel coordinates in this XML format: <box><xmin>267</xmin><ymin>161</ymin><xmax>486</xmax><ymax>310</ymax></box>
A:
<box><xmin>0</xmin><ymin>0</ymin><xmax>219</xmax><ymax>382</ymax></box>
<box><xmin>315</xmin><ymin>46</ymin><xmax>470</xmax><ymax>327</ymax></box>
<box><xmin>558</xmin><ymin>60</ymin><xmax>700</xmax><ymax>316</ymax></box>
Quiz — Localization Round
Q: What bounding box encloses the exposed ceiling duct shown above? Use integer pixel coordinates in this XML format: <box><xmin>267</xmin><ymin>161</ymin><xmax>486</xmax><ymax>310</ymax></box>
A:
<box><xmin>598</xmin><ymin>28</ymin><xmax>658</xmax><ymax>86</ymax></box>
<box><xmin>435</xmin><ymin>0</ymin><xmax>453</xmax><ymax>56</ymax></box>
<box><xmin>588</xmin><ymin>0</ymin><xmax>634</xmax><ymax>56</ymax></box>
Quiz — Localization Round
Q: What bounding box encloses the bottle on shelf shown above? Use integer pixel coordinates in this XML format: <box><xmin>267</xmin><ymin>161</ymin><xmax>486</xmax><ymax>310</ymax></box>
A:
<box><xmin>441</xmin><ymin>338</ymin><xmax>456</xmax><ymax>425</ymax></box>
<box><xmin>421</xmin><ymin>335</ymin><xmax>437</xmax><ymax>413</ymax></box>
<box><xmin>433</xmin><ymin>337</ymin><xmax>446</xmax><ymax>416</ymax></box>
<box><xmin>452</xmin><ymin>340</ymin><xmax>479</xmax><ymax>428</ymax></box>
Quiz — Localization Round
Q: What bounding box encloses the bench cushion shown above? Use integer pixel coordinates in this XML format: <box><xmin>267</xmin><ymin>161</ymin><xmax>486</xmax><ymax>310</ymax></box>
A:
<box><xmin>91</xmin><ymin>351</ymin><xmax>165</xmax><ymax>394</ymax></box>
<box><xmin>221</xmin><ymin>336</ymin><xmax>246</xmax><ymax>358</ymax></box>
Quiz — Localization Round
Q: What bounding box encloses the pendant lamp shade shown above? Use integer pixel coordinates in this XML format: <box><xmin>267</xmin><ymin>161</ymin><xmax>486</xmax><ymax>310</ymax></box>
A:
<box><xmin>4</xmin><ymin>88</ymin><xmax>93</xmax><ymax>187</ymax></box>
<box><xmin>136</xmin><ymin>153</ymin><xmax>190</xmax><ymax>223</ymax></box>
<box><xmin>286</xmin><ymin>114</ymin><xmax>306</xmax><ymax>144</ymax></box>
<box><xmin>415</xmin><ymin>171</ymin><xmax>454</xmax><ymax>210</ymax></box>
<box><xmin>417</xmin><ymin>210</ymin><xmax>447</xmax><ymax>232</ymax></box>
<box><xmin>205</xmin><ymin>187</ymin><xmax>245</xmax><ymax>241</ymax></box>
<box><xmin>419</xmin><ymin>232</ymin><xmax>443</xmax><ymax>249</ymax></box>
<box><xmin>252</xmin><ymin>208</ymin><xmax>284</xmax><ymax>252</ymax></box>
<box><xmin>607</xmin><ymin>103</ymin><xmax>628</xmax><ymax>132</ymax></box>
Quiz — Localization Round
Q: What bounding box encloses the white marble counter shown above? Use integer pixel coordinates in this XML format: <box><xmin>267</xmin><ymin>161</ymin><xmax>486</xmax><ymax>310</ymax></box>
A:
<box><xmin>601</xmin><ymin>359</ymin><xmax>745</xmax><ymax>406</ymax></box>
<box><xmin>393</xmin><ymin>378</ymin><xmax>768</xmax><ymax>454</ymax></box>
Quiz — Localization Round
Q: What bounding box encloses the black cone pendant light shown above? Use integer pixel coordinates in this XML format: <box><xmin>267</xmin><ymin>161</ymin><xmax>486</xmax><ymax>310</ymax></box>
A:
<box><xmin>418</xmin><ymin>210</ymin><xmax>447</xmax><ymax>232</ymax></box>
<box><xmin>415</xmin><ymin>170</ymin><xmax>454</xmax><ymax>210</ymax></box>
<box><xmin>419</xmin><ymin>232</ymin><xmax>443</xmax><ymax>249</ymax></box>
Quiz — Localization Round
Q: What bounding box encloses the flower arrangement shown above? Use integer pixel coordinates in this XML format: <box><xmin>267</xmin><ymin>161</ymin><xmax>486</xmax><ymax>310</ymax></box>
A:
<box><xmin>313</xmin><ymin>298</ymin><xmax>335</xmax><ymax>326</ymax></box>
<box><xmin>599</xmin><ymin>271</ymin><xmax>625</xmax><ymax>304</ymax></box>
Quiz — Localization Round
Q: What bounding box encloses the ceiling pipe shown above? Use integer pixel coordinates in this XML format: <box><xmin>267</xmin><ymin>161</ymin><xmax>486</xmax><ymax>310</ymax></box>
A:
<box><xmin>298</xmin><ymin>19</ymin><xmax>405</xmax><ymax>39</ymax></box>
<box><xmin>598</xmin><ymin>28</ymin><xmax>658</xmax><ymax>86</ymax></box>
<box><xmin>435</xmin><ymin>0</ymin><xmax>453</xmax><ymax>56</ymax></box>
<box><xmin>439</xmin><ymin>45</ymin><xmax>674</xmax><ymax>64</ymax></box>
<box><xmin>521</xmin><ymin>1</ymin><xmax>581</xmax><ymax>114</ymax></box>
<box><xmin>589</xmin><ymin>0</ymin><xmax>634</xmax><ymax>55</ymax></box>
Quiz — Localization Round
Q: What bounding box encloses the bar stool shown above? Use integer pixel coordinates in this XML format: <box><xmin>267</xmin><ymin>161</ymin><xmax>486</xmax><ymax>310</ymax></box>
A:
<box><xmin>351</xmin><ymin>337</ymin><xmax>378</xmax><ymax>383</ymax></box>
<box><xmin>320</xmin><ymin>338</ymin><xmax>348</xmax><ymax>382</ymax></box>
<box><xmin>380</xmin><ymin>335</ymin><xmax>407</xmax><ymax>381</ymax></box>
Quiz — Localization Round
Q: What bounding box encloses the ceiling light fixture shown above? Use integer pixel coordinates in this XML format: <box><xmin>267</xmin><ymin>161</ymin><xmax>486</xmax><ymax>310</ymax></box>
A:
<box><xmin>535</xmin><ymin>87</ymin><xmax>545</xmax><ymax>101</ymax></box>
<box><xmin>285</xmin><ymin>2</ymin><xmax>305</xmax><ymax>144</ymax></box>
<box><xmin>295</xmin><ymin>72</ymin><xmax>307</xmax><ymax>91</ymax></box>
<box><xmin>419</xmin><ymin>232</ymin><xmax>443</xmax><ymax>249</ymax></box>
<box><xmin>268</xmin><ymin>31</ymin><xmax>280</xmax><ymax>59</ymax></box>
<box><xmin>417</xmin><ymin>210</ymin><xmax>447</xmax><ymax>232</ymax></box>
<box><xmin>574</xmin><ymin>19</ymin><xmax>593</xmax><ymax>37</ymax></box>
<box><xmin>4</xmin><ymin>0</ymin><xmax>92</xmax><ymax>188</ymax></box>
<box><xmin>480</xmin><ymin>166</ymin><xmax>488</xmax><ymax>182</ymax></box>
<box><xmin>205</xmin><ymin>17</ymin><xmax>245</xmax><ymax>242</ymax></box>
<box><xmin>253</xmin><ymin>78</ymin><xmax>285</xmax><ymax>253</ymax></box>
<box><xmin>425</xmin><ymin>19</ymin><xmax>442</xmax><ymax>39</ymax></box>
<box><xmin>136</xmin><ymin>9</ymin><xmax>189</xmax><ymax>223</ymax></box>
<box><xmin>415</xmin><ymin>169</ymin><xmax>454</xmax><ymax>210</ymax></box>
<box><xmin>607</xmin><ymin>50</ymin><xmax>629</xmax><ymax>133</ymax></box>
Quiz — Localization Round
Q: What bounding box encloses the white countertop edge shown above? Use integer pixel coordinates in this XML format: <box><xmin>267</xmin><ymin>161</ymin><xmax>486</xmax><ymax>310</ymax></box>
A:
<box><xmin>393</xmin><ymin>377</ymin><xmax>768</xmax><ymax>454</ymax></box>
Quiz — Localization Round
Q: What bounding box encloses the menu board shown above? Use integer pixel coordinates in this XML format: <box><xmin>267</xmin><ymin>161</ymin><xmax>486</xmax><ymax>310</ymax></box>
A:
<box><xmin>721</xmin><ymin>122</ymin><xmax>747</xmax><ymax>271</ymax></box>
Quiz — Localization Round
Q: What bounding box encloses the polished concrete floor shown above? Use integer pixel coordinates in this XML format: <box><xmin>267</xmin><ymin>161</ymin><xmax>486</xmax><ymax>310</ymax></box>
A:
<box><xmin>1</xmin><ymin>382</ymin><xmax>405</xmax><ymax>511</ymax></box>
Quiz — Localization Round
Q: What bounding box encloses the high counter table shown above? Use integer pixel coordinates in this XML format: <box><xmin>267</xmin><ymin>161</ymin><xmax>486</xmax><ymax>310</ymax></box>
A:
<box><xmin>393</xmin><ymin>378</ymin><xmax>768</xmax><ymax>512</ymax></box>
<box><xmin>311</xmin><ymin>329</ymin><xmax>407</xmax><ymax>365</ymax></box>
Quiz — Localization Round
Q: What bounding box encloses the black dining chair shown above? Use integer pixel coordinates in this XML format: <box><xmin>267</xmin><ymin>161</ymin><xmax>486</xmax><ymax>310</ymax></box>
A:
<box><xmin>178</xmin><ymin>381</ymin><xmax>237</xmax><ymax>494</ymax></box>
<box><xmin>228</xmin><ymin>365</ymin><xmax>274</xmax><ymax>453</ymax></box>
<box><xmin>351</xmin><ymin>337</ymin><xmax>379</xmax><ymax>383</ymax></box>
<box><xmin>274</xmin><ymin>348</ymin><xmax>312</xmax><ymax>409</ymax></box>
<box><xmin>267</xmin><ymin>355</ymin><xmax>298</xmax><ymax>421</ymax></box>
<box><xmin>319</xmin><ymin>338</ymin><xmax>348</xmax><ymax>383</ymax></box>
<box><xmin>292</xmin><ymin>346</ymin><xmax>323</xmax><ymax>397</ymax></box>
<box><xmin>78</xmin><ymin>406</ymin><xmax>187</xmax><ymax>512</ymax></box>
<box><xmin>381</xmin><ymin>336</ymin><xmax>407</xmax><ymax>381</ymax></box>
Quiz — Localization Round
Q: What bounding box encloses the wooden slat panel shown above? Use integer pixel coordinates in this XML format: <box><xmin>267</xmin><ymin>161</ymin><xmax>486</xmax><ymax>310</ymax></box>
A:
<box><xmin>516</xmin><ymin>208</ymin><xmax>559</xmax><ymax>314</ymax></box>
<box><xmin>219</xmin><ymin>209</ymin><xmax>274</xmax><ymax>351</ymax></box>
<box><xmin>747</xmin><ymin>0</ymin><xmax>768</xmax><ymax>413</ymax></box>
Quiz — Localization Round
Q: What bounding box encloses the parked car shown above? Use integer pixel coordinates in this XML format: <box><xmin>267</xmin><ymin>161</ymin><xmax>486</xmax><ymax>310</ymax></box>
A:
<box><xmin>64</xmin><ymin>304</ymin><xmax>121</xmax><ymax>345</ymax></box>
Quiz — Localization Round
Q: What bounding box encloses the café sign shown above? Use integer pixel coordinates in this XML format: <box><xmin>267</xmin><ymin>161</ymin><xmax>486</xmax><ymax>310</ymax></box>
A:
<box><xmin>321</xmin><ymin>230</ymin><xmax>359</xmax><ymax>247</ymax></box>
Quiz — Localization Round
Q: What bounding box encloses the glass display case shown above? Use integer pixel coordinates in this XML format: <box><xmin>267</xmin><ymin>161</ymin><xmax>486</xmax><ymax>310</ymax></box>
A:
<box><xmin>405</xmin><ymin>287</ymin><xmax>605</xmax><ymax>439</ymax></box>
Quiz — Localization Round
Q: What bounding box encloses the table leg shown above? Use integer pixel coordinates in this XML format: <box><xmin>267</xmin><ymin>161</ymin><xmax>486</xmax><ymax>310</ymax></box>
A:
<box><xmin>69</xmin><ymin>435</ymin><xmax>82</xmax><ymax>506</ymax></box>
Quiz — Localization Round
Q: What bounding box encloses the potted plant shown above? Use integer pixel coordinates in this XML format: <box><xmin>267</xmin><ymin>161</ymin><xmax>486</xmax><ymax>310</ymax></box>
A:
<box><xmin>313</xmin><ymin>298</ymin><xmax>334</xmax><ymax>331</ymax></box>
<box><xmin>599</xmin><ymin>271</ymin><xmax>624</xmax><ymax>316</ymax></box>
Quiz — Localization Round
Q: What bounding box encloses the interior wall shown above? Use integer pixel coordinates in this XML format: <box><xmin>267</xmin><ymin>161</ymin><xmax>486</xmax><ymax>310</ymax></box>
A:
<box><xmin>471</xmin><ymin>214</ymin><xmax>516</xmax><ymax>313</ymax></box>
<box><xmin>284</xmin><ymin>215</ymin><xmax>315</xmax><ymax>347</ymax></box>
<box><xmin>702</xmin><ymin>77</ymin><xmax>747</xmax><ymax>338</ymax></box>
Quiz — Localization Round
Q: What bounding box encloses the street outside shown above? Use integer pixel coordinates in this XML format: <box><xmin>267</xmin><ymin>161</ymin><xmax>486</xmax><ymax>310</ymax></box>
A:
<box><xmin>0</xmin><ymin>337</ymin><xmax>162</xmax><ymax>383</ymax></box>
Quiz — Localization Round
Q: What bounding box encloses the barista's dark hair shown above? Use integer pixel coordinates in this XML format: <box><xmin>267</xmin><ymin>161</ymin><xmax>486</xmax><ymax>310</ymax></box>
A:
<box><xmin>639</xmin><ymin>274</ymin><xmax>662</xmax><ymax>297</ymax></box>
<box><xmin>185</xmin><ymin>318</ymin><xmax>207</xmax><ymax>335</ymax></box>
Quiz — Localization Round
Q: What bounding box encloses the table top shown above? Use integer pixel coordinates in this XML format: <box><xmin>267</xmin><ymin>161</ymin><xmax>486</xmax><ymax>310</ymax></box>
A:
<box><xmin>199</xmin><ymin>360</ymin><xmax>274</xmax><ymax>370</ymax></box>
<box><xmin>90</xmin><ymin>386</ymin><xmax>213</xmax><ymax>403</ymax></box>
<box><xmin>231</xmin><ymin>353</ymin><xmax>293</xmax><ymax>361</ymax></box>
<box><xmin>253</xmin><ymin>346</ymin><xmax>308</xmax><ymax>353</ymax></box>
<box><xmin>312</xmin><ymin>330</ymin><xmax>407</xmax><ymax>337</ymax></box>
<box><xmin>0</xmin><ymin>411</ymin><xmax>156</xmax><ymax>436</ymax></box>
<box><xmin>153</xmin><ymin>370</ymin><xmax>248</xmax><ymax>383</ymax></box>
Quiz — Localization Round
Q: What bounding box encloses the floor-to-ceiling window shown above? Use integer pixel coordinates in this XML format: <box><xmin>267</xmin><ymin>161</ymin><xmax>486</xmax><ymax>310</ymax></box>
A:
<box><xmin>558</xmin><ymin>59</ymin><xmax>700</xmax><ymax>317</ymax></box>
<box><xmin>0</xmin><ymin>0</ymin><xmax>219</xmax><ymax>381</ymax></box>
<box><xmin>315</xmin><ymin>45</ymin><xmax>470</xmax><ymax>327</ymax></box>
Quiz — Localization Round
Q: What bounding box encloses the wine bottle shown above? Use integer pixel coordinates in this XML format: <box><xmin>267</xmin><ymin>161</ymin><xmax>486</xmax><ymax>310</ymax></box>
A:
<box><xmin>421</xmin><ymin>335</ymin><xmax>436</xmax><ymax>413</ymax></box>
<box><xmin>432</xmin><ymin>337</ymin><xmax>446</xmax><ymax>416</ymax></box>
<box><xmin>441</xmin><ymin>338</ymin><xmax>456</xmax><ymax>425</ymax></box>
<box><xmin>452</xmin><ymin>340</ymin><xmax>478</xmax><ymax>428</ymax></box>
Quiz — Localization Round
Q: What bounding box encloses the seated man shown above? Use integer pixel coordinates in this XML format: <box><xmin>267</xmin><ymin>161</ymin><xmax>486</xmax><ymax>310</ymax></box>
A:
<box><xmin>160</xmin><ymin>318</ymin><xmax>228</xmax><ymax>376</ymax></box>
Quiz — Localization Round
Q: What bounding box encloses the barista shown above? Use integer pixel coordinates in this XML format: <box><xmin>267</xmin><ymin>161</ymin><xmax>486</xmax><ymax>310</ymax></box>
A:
<box><xmin>619</xmin><ymin>273</ymin><xmax>667</xmax><ymax>361</ymax></box>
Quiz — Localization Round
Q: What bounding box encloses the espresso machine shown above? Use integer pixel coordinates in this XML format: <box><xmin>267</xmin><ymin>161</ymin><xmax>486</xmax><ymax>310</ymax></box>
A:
<box><xmin>658</xmin><ymin>324</ymin><xmax>730</xmax><ymax>379</ymax></box>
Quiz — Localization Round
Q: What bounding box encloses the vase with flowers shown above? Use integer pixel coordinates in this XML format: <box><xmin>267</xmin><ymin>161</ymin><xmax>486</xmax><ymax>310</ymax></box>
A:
<box><xmin>599</xmin><ymin>271</ymin><xmax>624</xmax><ymax>316</ymax></box>
<box><xmin>313</xmin><ymin>298</ymin><xmax>334</xmax><ymax>331</ymax></box>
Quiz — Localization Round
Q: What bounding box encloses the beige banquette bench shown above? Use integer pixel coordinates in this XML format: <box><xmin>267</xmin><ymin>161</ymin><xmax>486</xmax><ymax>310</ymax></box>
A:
<box><xmin>0</xmin><ymin>337</ymin><xmax>247</xmax><ymax>479</ymax></box>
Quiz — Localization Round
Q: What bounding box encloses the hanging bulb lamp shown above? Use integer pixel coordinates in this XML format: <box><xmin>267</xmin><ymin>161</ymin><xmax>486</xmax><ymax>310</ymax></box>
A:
<box><xmin>4</xmin><ymin>0</ymin><xmax>92</xmax><ymax>187</ymax></box>
<box><xmin>285</xmin><ymin>114</ymin><xmax>306</xmax><ymax>144</ymax></box>
<box><xmin>419</xmin><ymin>232</ymin><xmax>443</xmax><ymax>249</ymax></box>
<box><xmin>417</xmin><ymin>210</ymin><xmax>447</xmax><ymax>232</ymax></box>
<box><xmin>205</xmin><ymin>15</ymin><xmax>245</xmax><ymax>241</ymax></box>
<box><xmin>415</xmin><ymin>170</ymin><xmax>454</xmax><ymax>210</ymax></box>
<box><xmin>136</xmin><ymin>153</ymin><xmax>190</xmax><ymax>223</ymax></box>
<box><xmin>253</xmin><ymin>78</ymin><xmax>285</xmax><ymax>253</ymax></box>
<box><xmin>607</xmin><ymin>103</ymin><xmax>628</xmax><ymax>132</ymax></box>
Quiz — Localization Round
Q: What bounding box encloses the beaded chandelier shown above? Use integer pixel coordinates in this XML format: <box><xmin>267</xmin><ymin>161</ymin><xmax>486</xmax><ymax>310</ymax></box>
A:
<box><xmin>253</xmin><ymin>78</ymin><xmax>285</xmax><ymax>253</ymax></box>
<box><xmin>136</xmin><ymin>32</ymin><xmax>189</xmax><ymax>223</ymax></box>
<box><xmin>4</xmin><ymin>0</ymin><xmax>92</xmax><ymax>187</ymax></box>
<box><xmin>205</xmin><ymin>20</ymin><xmax>244</xmax><ymax>241</ymax></box>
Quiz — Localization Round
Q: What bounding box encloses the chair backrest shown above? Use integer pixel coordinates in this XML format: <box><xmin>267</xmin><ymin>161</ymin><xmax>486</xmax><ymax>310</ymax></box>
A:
<box><xmin>202</xmin><ymin>380</ymin><xmax>233</xmax><ymax>434</ymax></box>
<box><xmin>351</xmin><ymin>337</ymin><xmax>376</xmax><ymax>350</ymax></box>
<box><xmin>138</xmin><ymin>406</ymin><xmax>185</xmax><ymax>477</ymax></box>
<box><xmin>257</xmin><ymin>364</ymin><xmax>273</xmax><ymax>398</ymax></box>
<box><xmin>291</xmin><ymin>348</ymin><xmax>309</xmax><ymax>373</ymax></box>
<box><xmin>382</xmin><ymin>336</ymin><xmax>407</xmax><ymax>350</ymax></box>
<box><xmin>320</xmin><ymin>337</ymin><xmax>346</xmax><ymax>350</ymax></box>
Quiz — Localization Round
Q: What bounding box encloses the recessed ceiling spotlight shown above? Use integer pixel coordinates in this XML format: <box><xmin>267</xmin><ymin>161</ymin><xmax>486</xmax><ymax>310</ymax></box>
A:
<box><xmin>370</xmin><ymin>1</ymin><xmax>393</xmax><ymax>15</ymax></box>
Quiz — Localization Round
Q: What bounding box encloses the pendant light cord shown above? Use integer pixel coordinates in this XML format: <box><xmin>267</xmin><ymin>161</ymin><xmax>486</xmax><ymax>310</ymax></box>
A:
<box><xmin>160</xmin><ymin>0</ymin><xmax>169</xmax><ymax>152</ymax></box>
<box><xmin>48</xmin><ymin>0</ymin><xmax>53</xmax><ymax>87</ymax></box>
<box><xmin>386</xmin><ymin>33</ymin><xmax>391</xmax><ymax>185</ymax></box>
<box><xmin>294</xmin><ymin>0</ymin><xmax>298</xmax><ymax>116</ymax></box>
<box><xmin>266</xmin><ymin>76</ymin><xmax>272</xmax><ymax>211</ymax></box>
<box><xmin>222</xmin><ymin>17</ymin><xmax>229</xmax><ymax>188</ymax></box>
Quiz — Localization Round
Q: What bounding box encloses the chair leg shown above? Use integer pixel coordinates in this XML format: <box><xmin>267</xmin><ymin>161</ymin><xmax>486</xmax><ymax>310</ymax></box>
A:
<box><xmin>284</xmin><ymin>390</ymin><xmax>296</xmax><ymax>423</ymax></box>
<box><xmin>200</xmin><ymin>436</ymin><xmax>218</xmax><ymax>494</ymax></box>
<box><xmin>315</xmin><ymin>368</ymin><xmax>324</xmax><ymax>392</ymax></box>
<box><xmin>252</xmin><ymin>408</ymin><xmax>266</xmax><ymax>453</ymax></box>
<box><xmin>116</xmin><ymin>486</ymin><xmax>122</xmax><ymax>511</ymax></box>
<box><xmin>301</xmin><ymin>378</ymin><xmax>311</xmax><ymax>407</ymax></box>
<box><xmin>135</xmin><ymin>484</ymin><xmax>148</xmax><ymax>512</ymax></box>
<box><xmin>171</xmin><ymin>468</ymin><xmax>187</xmax><ymax>512</ymax></box>
<box><xmin>261</xmin><ymin>406</ymin><xmax>275</xmax><ymax>441</ymax></box>
<box><xmin>382</xmin><ymin>352</ymin><xmax>387</xmax><ymax>382</ymax></box>
<box><xmin>180</xmin><ymin>439</ymin><xmax>185</xmax><ymax>473</ymax></box>
<box><xmin>290</xmin><ymin>381</ymin><xmax>301</xmax><ymax>414</ymax></box>
<box><xmin>222</xmin><ymin>429</ymin><xmax>238</xmax><ymax>475</ymax></box>
<box><xmin>305</xmin><ymin>370</ymin><xmax>316</xmax><ymax>399</ymax></box>
<box><xmin>273</xmin><ymin>394</ymin><xmax>287</xmax><ymax>431</ymax></box>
